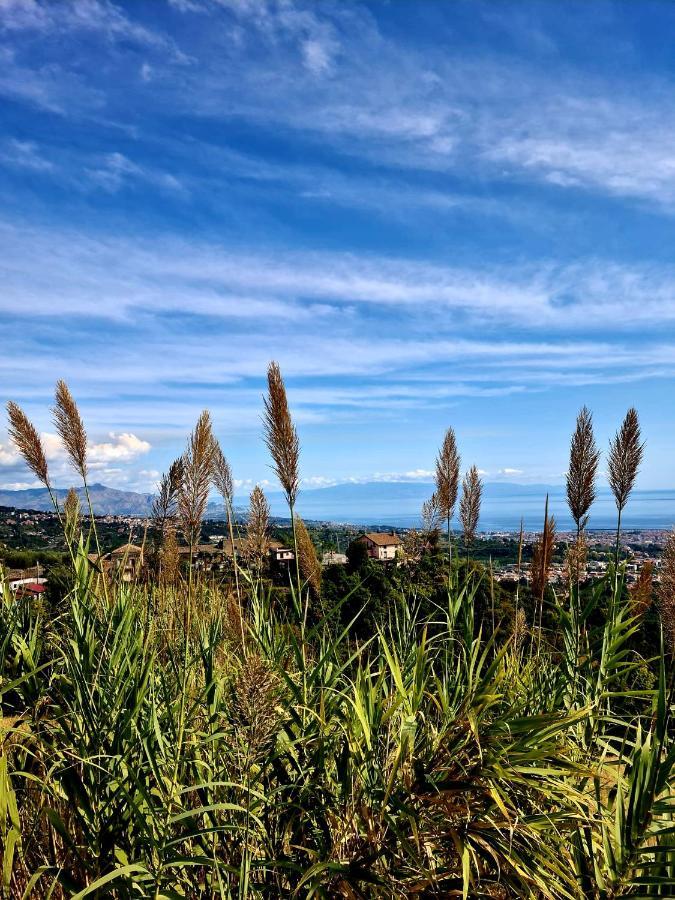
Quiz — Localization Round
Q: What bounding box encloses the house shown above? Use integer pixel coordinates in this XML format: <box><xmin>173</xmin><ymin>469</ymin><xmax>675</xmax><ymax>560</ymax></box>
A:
<box><xmin>5</xmin><ymin>566</ymin><xmax>48</xmax><ymax>592</ymax></box>
<box><xmin>110</xmin><ymin>543</ymin><xmax>144</xmax><ymax>581</ymax></box>
<box><xmin>269</xmin><ymin>541</ymin><xmax>295</xmax><ymax>566</ymax></box>
<box><xmin>322</xmin><ymin>550</ymin><xmax>347</xmax><ymax>566</ymax></box>
<box><xmin>357</xmin><ymin>532</ymin><xmax>403</xmax><ymax>561</ymax></box>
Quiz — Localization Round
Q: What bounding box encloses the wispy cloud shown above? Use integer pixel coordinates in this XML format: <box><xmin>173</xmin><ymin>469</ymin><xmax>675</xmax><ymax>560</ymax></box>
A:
<box><xmin>0</xmin><ymin>0</ymin><xmax>182</xmax><ymax>54</ymax></box>
<box><xmin>5</xmin><ymin>220</ymin><xmax>675</xmax><ymax>333</ymax></box>
<box><xmin>0</xmin><ymin>137</ymin><xmax>53</xmax><ymax>170</ymax></box>
<box><xmin>84</xmin><ymin>151</ymin><xmax>184</xmax><ymax>193</ymax></box>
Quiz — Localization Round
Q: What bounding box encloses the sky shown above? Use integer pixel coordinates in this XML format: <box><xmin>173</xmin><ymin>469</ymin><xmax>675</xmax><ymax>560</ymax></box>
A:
<box><xmin>1</xmin><ymin>0</ymin><xmax>675</xmax><ymax>499</ymax></box>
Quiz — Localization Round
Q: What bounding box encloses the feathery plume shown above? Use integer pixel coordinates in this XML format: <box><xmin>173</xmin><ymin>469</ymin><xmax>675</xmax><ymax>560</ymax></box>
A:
<box><xmin>566</xmin><ymin>406</ymin><xmax>600</xmax><ymax>534</ymax></box>
<box><xmin>608</xmin><ymin>408</ymin><xmax>644</xmax><ymax>564</ymax></box>
<box><xmin>421</xmin><ymin>490</ymin><xmax>442</xmax><ymax>540</ymax></box>
<box><xmin>402</xmin><ymin>528</ymin><xmax>423</xmax><ymax>565</ymax></box>
<box><xmin>608</xmin><ymin>408</ymin><xmax>644</xmax><ymax>514</ymax></box>
<box><xmin>531</xmin><ymin>495</ymin><xmax>556</xmax><ymax>656</ymax></box>
<box><xmin>160</xmin><ymin>524</ymin><xmax>180</xmax><ymax>586</ymax></box>
<box><xmin>64</xmin><ymin>488</ymin><xmax>81</xmax><ymax>545</ymax></box>
<box><xmin>295</xmin><ymin>516</ymin><xmax>321</xmax><ymax>597</ymax></box>
<box><xmin>630</xmin><ymin>560</ymin><xmax>654</xmax><ymax>618</ymax></box>
<box><xmin>152</xmin><ymin>457</ymin><xmax>183</xmax><ymax>532</ymax></box>
<box><xmin>245</xmin><ymin>485</ymin><xmax>270</xmax><ymax>576</ymax></box>
<box><xmin>53</xmin><ymin>380</ymin><xmax>88</xmax><ymax>479</ymax></box>
<box><xmin>263</xmin><ymin>361</ymin><xmax>300</xmax><ymax>509</ymax></box>
<box><xmin>459</xmin><ymin>465</ymin><xmax>482</xmax><ymax>549</ymax></box>
<box><xmin>658</xmin><ymin>531</ymin><xmax>675</xmax><ymax>653</ymax></box>
<box><xmin>230</xmin><ymin>653</ymin><xmax>281</xmax><ymax>761</ymax></box>
<box><xmin>211</xmin><ymin>439</ymin><xmax>243</xmax><ymax>606</ymax></box>
<box><xmin>512</xmin><ymin>606</ymin><xmax>527</xmax><ymax>656</ymax></box>
<box><xmin>177</xmin><ymin>410</ymin><xmax>216</xmax><ymax>551</ymax></box>
<box><xmin>212</xmin><ymin>442</ymin><xmax>234</xmax><ymax>506</ymax></box>
<box><xmin>531</xmin><ymin>495</ymin><xmax>556</xmax><ymax>602</ymax></box>
<box><xmin>6</xmin><ymin>401</ymin><xmax>50</xmax><ymax>486</ymax></box>
<box><xmin>435</xmin><ymin>428</ymin><xmax>460</xmax><ymax>526</ymax></box>
<box><xmin>564</xmin><ymin>533</ymin><xmax>588</xmax><ymax>585</ymax></box>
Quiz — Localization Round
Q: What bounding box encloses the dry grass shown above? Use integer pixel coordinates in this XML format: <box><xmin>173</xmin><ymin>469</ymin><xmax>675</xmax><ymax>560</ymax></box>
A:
<box><xmin>658</xmin><ymin>531</ymin><xmax>675</xmax><ymax>652</ymax></box>
<box><xmin>435</xmin><ymin>427</ymin><xmax>460</xmax><ymax>525</ymax></box>
<box><xmin>608</xmin><ymin>407</ymin><xmax>644</xmax><ymax>513</ymax></box>
<box><xmin>177</xmin><ymin>410</ymin><xmax>216</xmax><ymax>551</ymax></box>
<box><xmin>212</xmin><ymin>441</ymin><xmax>234</xmax><ymax>505</ymax></box>
<box><xmin>53</xmin><ymin>380</ymin><xmax>88</xmax><ymax>479</ymax></box>
<box><xmin>6</xmin><ymin>400</ymin><xmax>49</xmax><ymax>486</ymax></box>
<box><xmin>459</xmin><ymin>464</ymin><xmax>482</xmax><ymax>548</ymax></box>
<box><xmin>245</xmin><ymin>485</ymin><xmax>270</xmax><ymax>575</ymax></box>
<box><xmin>263</xmin><ymin>361</ymin><xmax>299</xmax><ymax>508</ymax></box>
<box><xmin>295</xmin><ymin>514</ymin><xmax>322</xmax><ymax>596</ymax></box>
<box><xmin>566</xmin><ymin>405</ymin><xmax>600</xmax><ymax>533</ymax></box>
<box><xmin>63</xmin><ymin>487</ymin><xmax>81</xmax><ymax>545</ymax></box>
<box><xmin>531</xmin><ymin>495</ymin><xmax>556</xmax><ymax>602</ymax></box>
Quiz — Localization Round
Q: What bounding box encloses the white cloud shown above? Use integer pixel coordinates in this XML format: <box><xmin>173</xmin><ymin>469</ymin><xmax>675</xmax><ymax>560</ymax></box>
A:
<box><xmin>0</xmin><ymin>443</ymin><xmax>19</xmax><ymax>466</ymax></box>
<box><xmin>302</xmin><ymin>38</ymin><xmax>332</xmax><ymax>75</ymax></box>
<box><xmin>88</xmin><ymin>432</ymin><xmax>151</xmax><ymax>464</ymax></box>
<box><xmin>302</xmin><ymin>475</ymin><xmax>338</xmax><ymax>487</ymax></box>
<box><xmin>499</xmin><ymin>468</ymin><xmax>523</xmax><ymax>477</ymax></box>
<box><xmin>33</xmin><ymin>431</ymin><xmax>151</xmax><ymax>472</ymax></box>
<box><xmin>8</xmin><ymin>220</ymin><xmax>675</xmax><ymax>336</ymax></box>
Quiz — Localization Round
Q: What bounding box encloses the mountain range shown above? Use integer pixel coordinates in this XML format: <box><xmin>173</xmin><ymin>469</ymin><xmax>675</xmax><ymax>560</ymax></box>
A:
<box><xmin>2</xmin><ymin>481</ymin><xmax>674</xmax><ymax>531</ymax></box>
<box><xmin>0</xmin><ymin>480</ymin><xmax>558</xmax><ymax>518</ymax></box>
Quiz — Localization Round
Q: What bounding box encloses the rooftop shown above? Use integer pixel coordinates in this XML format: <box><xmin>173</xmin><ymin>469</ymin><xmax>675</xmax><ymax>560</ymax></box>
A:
<box><xmin>361</xmin><ymin>532</ymin><xmax>402</xmax><ymax>547</ymax></box>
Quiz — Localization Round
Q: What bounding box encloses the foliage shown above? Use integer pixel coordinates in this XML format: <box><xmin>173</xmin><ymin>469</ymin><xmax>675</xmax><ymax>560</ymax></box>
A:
<box><xmin>0</xmin><ymin>538</ymin><xmax>673</xmax><ymax>898</ymax></box>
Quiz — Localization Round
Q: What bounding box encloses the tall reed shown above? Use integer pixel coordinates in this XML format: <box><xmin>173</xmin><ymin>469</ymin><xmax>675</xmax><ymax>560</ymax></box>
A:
<box><xmin>435</xmin><ymin>427</ymin><xmax>460</xmax><ymax>563</ymax></box>
<box><xmin>608</xmin><ymin>407</ymin><xmax>644</xmax><ymax>566</ymax></box>
<box><xmin>263</xmin><ymin>361</ymin><xmax>301</xmax><ymax>593</ymax></box>
<box><xmin>658</xmin><ymin>531</ymin><xmax>675</xmax><ymax>654</ymax></box>
<box><xmin>245</xmin><ymin>485</ymin><xmax>270</xmax><ymax>580</ymax></box>
<box><xmin>212</xmin><ymin>440</ymin><xmax>243</xmax><ymax>608</ymax></box>
<box><xmin>295</xmin><ymin>515</ymin><xmax>322</xmax><ymax>600</ymax></box>
<box><xmin>566</xmin><ymin>405</ymin><xmax>599</xmax><ymax>540</ymax></box>
<box><xmin>531</xmin><ymin>494</ymin><xmax>556</xmax><ymax>655</ymax></box>
<box><xmin>459</xmin><ymin>464</ymin><xmax>482</xmax><ymax>559</ymax></box>
<box><xmin>177</xmin><ymin>410</ymin><xmax>216</xmax><ymax>557</ymax></box>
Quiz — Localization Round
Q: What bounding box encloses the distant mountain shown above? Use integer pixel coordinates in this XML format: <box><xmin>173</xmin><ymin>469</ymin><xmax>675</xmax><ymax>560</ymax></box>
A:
<box><xmin>2</xmin><ymin>480</ymin><xmax>673</xmax><ymax>531</ymax></box>
<box><xmin>1</xmin><ymin>479</ymin><xmax>559</xmax><ymax>520</ymax></box>
<box><xmin>0</xmin><ymin>483</ymin><xmax>155</xmax><ymax>516</ymax></box>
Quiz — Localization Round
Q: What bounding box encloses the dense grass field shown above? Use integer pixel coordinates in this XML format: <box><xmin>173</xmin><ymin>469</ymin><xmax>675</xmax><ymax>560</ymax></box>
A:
<box><xmin>1</xmin><ymin>367</ymin><xmax>674</xmax><ymax>898</ymax></box>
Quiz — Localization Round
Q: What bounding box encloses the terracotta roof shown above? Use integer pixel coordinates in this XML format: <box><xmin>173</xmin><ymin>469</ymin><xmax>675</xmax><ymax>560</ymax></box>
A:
<box><xmin>361</xmin><ymin>532</ymin><xmax>402</xmax><ymax>547</ymax></box>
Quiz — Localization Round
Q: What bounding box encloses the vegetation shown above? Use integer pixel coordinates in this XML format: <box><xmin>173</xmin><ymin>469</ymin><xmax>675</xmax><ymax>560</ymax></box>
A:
<box><xmin>1</xmin><ymin>366</ymin><xmax>674</xmax><ymax>898</ymax></box>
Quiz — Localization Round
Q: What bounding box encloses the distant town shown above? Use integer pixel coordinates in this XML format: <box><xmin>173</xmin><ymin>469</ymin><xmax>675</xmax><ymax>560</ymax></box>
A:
<box><xmin>1</xmin><ymin>503</ymin><xmax>669</xmax><ymax>597</ymax></box>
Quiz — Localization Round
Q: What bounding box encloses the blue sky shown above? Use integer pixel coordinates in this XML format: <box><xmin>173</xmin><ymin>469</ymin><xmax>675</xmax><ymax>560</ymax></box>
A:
<box><xmin>1</xmin><ymin>0</ymin><xmax>675</xmax><ymax>498</ymax></box>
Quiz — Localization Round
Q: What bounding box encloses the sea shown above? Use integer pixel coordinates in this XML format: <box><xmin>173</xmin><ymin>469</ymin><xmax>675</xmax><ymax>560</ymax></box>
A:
<box><xmin>283</xmin><ymin>485</ymin><xmax>675</xmax><ymax>532</ymax></box>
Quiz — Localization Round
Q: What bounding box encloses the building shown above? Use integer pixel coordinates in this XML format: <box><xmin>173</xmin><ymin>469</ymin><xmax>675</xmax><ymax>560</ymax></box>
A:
<box><xmin>110</xmin><ymin>543</ymin><xmax>144</xmax><ymax>582</ymax></box>
<box><xmin>269</xmin><ymin>542</ymin><xmax>295</xmax><ymax>566</ymax></box>
<box><xmin>5</xmin><ymin>566</ymin><xmax>48</xmax><ymax>592</ymax></box>
<box><xmin>322</xmin><ymin>550</ymin><xmax>347</xmax><ymax>566</ymax></box>
<box><xmin>357</xmin><ymin>532</ymin><xmax>403</xmax><ymax>561</ymax></box>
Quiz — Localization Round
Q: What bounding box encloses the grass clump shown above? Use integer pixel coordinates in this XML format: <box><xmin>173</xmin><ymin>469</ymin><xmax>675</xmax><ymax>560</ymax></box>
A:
<box><xmin>1</xmin><ymin>377</ymin><xmax>674</xmax><ymax>898</ymax></box>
